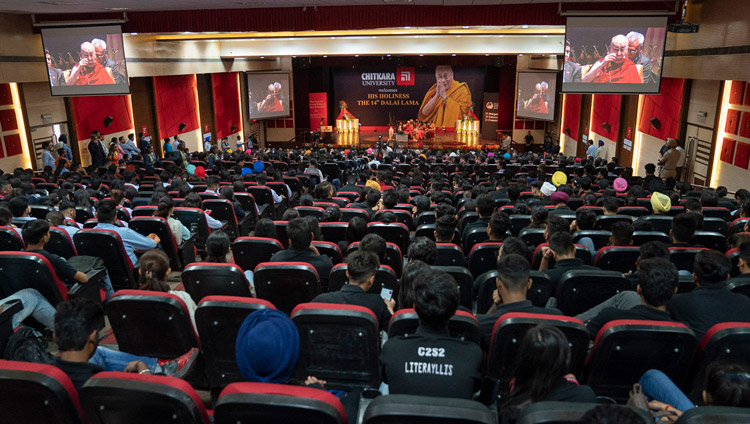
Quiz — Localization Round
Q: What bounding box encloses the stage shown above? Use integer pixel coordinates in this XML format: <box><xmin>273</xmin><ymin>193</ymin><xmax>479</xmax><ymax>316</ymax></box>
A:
<box><xmin>328</xmin><ymin>130</ymin><xmax>498</xmax><ymax>150</ymax></box>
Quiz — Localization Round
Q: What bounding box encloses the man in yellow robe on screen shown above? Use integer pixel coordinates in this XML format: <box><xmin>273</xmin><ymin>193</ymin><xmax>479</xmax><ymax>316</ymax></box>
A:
<box><xmin>418</xmin><ymin>65</ymin><xmax>472</xmax><ymax>128</ymax></box>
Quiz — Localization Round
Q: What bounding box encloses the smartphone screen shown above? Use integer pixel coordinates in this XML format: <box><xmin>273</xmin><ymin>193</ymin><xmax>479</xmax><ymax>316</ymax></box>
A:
<box><xmin>380</xmin><ymin>288</ymin><xmax>393</xmax><ymax>301</ymax></box>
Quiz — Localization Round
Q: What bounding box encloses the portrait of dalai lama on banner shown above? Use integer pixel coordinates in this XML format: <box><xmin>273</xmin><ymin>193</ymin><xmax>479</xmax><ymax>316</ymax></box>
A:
<box><xmin>418</xmin><ymin>65</ymin><xmax>473</xmax><ymax>128</ymax></box>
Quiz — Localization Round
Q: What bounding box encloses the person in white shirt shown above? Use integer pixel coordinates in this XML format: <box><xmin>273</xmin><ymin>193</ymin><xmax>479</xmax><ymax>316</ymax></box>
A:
<box><xmin>501</xmin><ymin>133</ymin><xmax>512</xmax><ymax>152</ymax></box>
<box><xmin>41</xmin><ymin>141</ymin><xmax>56</xmax><ymax>169</ymax></box>
<box><xmin>675</xmin><ymin>143</ymin><xmax>686</xmax><ymax>181</ymax></box>
<box><xmin>171</xmin><ymin>137</ymin><xmax>180</xmax><ymax>153</ymax></box>
<box><xmin>204</xmin><ymin>138</ymin><xmax>212</xmax><ymax>153</ymax></box>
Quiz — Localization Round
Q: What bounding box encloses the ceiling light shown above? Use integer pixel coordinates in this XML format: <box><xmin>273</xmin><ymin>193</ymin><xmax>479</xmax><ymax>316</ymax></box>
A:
<box><xmin>419</xmin><ymin>54</ymin><xmax>424</xmax><ymax>56</ymax></box>
<box><xmin>462</xmin><ymin>26</ymin><xmax>469</xmax><ymax>29</ymax></box>
<box><xmin>404</xmin><ymin>26</ymin><xmax>411</xmax><ymax>29</ymax></box>
<box><xmin>522</xmin><ymin>25</ymin><xmax>529</xmax><ymax>29</ymax></box>
<box><xmin>355</xmin><ymin>54</ymin><xmax>359</xmax><ymax>57</ymax></box>
<box><xmin>456</xmin><ymin>35</ymin><xmax>461</xmax><ymax>38</ymax></box>
<box><xmin>485</xmin><ymin>53</ymin><xmax>489</xmax><ymax>56</ymax></box>
<box><xmin>260</xmin><ymin>56</ymin><xmax>264</xmax><ymax>58</ymax></box>
<box><xmin>387</xmin><ymin>54</ymin><xmax>391</xmax><ymax>57</ymax></box>
<box><xmin>104</xmin><ymin>7</ymin><xmax>129</xmax><ymax>10</ymax></box>
<box><xmin>451</xmin><ymin>53</ymin><xmax>456</xmax><ymax>56</ymax></box>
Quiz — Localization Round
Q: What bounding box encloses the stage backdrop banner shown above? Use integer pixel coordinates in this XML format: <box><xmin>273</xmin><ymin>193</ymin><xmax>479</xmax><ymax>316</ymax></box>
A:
<box><xmin>482</xmin><ymin>92</ymin><xmax>499</xmax><ymax>140</ymax></box>
<box><xmin>309</xmin><ymin>92</ymin><xmax>328</xmax><ymax>131</ymax></box>
<box><xmin>332</xmin><ymin>66</ymin><xmax>485</xmax><ymax>128</ymax></box>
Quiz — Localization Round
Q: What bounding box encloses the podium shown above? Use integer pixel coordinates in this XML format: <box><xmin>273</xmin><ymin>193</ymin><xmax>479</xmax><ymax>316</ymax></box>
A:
<box><xmin>320</xmin><ymin>125</ymin><xmax>333</xmax><ymax>143</ymax></box>
<box><xmin>336</xmin><ymin>119</ymin><xmax>358</xmax><ymax>133</ymax></box>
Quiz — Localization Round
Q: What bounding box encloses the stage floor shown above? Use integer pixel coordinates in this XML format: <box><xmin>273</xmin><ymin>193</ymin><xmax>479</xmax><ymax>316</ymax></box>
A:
<box><xmin>330</xmin><ymin>131</ymin><xmax>497</xmax><ymax>150</ymax></box>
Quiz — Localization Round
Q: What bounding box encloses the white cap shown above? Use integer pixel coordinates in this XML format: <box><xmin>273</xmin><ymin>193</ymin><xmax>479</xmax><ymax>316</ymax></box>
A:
<box><xmin>541</xmin><ymin>181</ymin><xmax>557</xmax><ymax>197</ymax></box>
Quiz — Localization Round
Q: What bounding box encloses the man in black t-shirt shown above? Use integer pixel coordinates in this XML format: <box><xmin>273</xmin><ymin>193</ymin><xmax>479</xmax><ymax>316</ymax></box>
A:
<box><xmin>584</xmin><ymin>258</ymin><xmax>678</xmax><ymax>339</ymax></box>
<box><xmin>380</xmin><ymin>268</ymin><xmax>482</xmax><ymax>399</ymax></box>
<box><xmin>22</xmin><ymin>219</ymin><xmax>88</xmax><ymax>287</ymax></box>
<box><xmin>312</xmin><ymin>250</ymin><xmax>394</xmax><ymax>330</ymax></box>
<box><xmin>270</xmin><ymin>218</ymin><xmax>333</xmax><ymax>290</ymax></box>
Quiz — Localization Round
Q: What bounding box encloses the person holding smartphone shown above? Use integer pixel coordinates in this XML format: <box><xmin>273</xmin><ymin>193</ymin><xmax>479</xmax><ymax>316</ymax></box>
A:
<box><xmin>311</xmin><ymin>250</ymin><xmax>394</xmax><ymax>331</ymax></box>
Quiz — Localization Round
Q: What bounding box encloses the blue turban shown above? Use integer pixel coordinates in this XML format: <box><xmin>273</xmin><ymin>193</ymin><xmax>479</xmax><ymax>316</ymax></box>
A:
<box><xmin>503</xmin><ymin>152</ymin><xmax>511</xmax><ymax>159</ymax></box>
<box><xmin>598</xmin><ymin>140</ymin><xmax>604</xmax><ymax>146</ymax></box>
<box><xmin>235</xmin><ymin>309</ymin><xmax>299</xmax><ymax>383</ymax></box>
<box><xmin>241</xmin><ymin>167</ymin><xmax>253</xmax><ymax>177</ymax></box>
<box><xmin>253</xmin><ymin>160</ymin><xmax>265</xmax><ymax>173</ymax></box>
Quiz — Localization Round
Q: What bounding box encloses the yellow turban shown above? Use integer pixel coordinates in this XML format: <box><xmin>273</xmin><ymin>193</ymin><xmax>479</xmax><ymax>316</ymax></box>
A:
<box><xmin>651</xmin><ymin>192</ymin><xmax>671</xmax><ymax>213</ymax></box>
<box><xmin>552</xmin><ymin>171</ymin><xmax>567</xmax><ymax>187</ymax></box>
<box><xmin>365</xmin><ymin>180</ymin><xmax>380</xmax><ymax>191</ymax></box>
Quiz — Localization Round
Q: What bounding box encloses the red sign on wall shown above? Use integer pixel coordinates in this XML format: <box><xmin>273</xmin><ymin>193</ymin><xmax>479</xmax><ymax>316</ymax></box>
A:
<box><xmin>204</xmin><ymin>124</ymin><xmax>210</xmax><ymax>133</ymax></box>
<box><xmin>142</xmin><ymin>126</ymin><xmax>148</xmax><ymax>136</ymax></box>
<box><xmin>627</xmin><ymin>126</ymin><xmax>632</xmax><ymax>139</ymax></box>
<box><xmin>309</xmin><ymin>92</ymin><xmax>328</xmax><ymax>131</ymax></box>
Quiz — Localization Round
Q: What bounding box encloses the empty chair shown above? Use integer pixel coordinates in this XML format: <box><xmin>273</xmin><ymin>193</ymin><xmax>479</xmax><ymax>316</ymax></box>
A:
<box><xmin>47</xmin><ymin>227</ymin><xmax>78</xmax><ymax>259</ymax></box>
<box><xmin>415</xmin><ymin>211</ymin><xmax>437</xmax><ymax>227</ymax></box>
<box><xmin>131</xmin><ymin>205</ymin><xmax>157</xmax><ymax>217</ymax></box>
<box><xmin>73</xmin><ymin>229</ymin><xmax>136</xmax><ymax>290</ymax></box>
<box><xmin>196</xmin><ymin>296</ymin><xmax>275</xmax><ymax>391</ymax></box>
<box><xmin>292</xmin><ymin>303</ymin><xmax>380</xmax><ymax>389</ymax></box>
<box><xmin>436</xmin><ymin>243</ymin><xmax>465</xmax><ymax>267</ymax></box>
<box><xmin>703</xmin><ymin>217</ymin><xmax>729</xmax><ymax>235</ymax></box>
<box><xmin>594</xmin><ymin>215</ymin><xmax>632</xmax><ymax>231</ymax></box>
<box><xmin>673</xmin><ymin>406</ymin><xmax>750</xmax><ymax>423</ymax></box>
<box><xmin>254</xmin><ymin>262</ymin><xmax>321</xmax><ymax>314</ymax></box>
<box><xmin>509</xmin><ymin>215</ymin><xmax>531</xmax><ymax>236</ymax></box>
<box><xmin>367</xmin><ymin>222</ymin><xmax>409</xmax><ymax>253</ymax></box>
<box><xmin>632</xmin><ymin>231</ymin><xmax>671</xmax><ymax>246</ymax></box>
<box><xmin>273</xmin><ymin>220</ymin><xmax>289</xmax><ymax>248</ymax></box>
<box><xmin>556</xmin><ymin>270</ymin><xmax>632</xmax><ymax>316</ymax></box>
<box><xmin>80</xmin><ymin>372</ymin><xmax>210</xmax><ymax>424</ymax></box>
<box><xmin>468</xmin><ymin>242</ymin><xmax>502</xmax><ymax>278</ymax></box>
<box><xmin>690</xmin><ymin>231</ymin><xmax>727</xmax><ymax>252</ymax></box>
<box><xmin>232</xmin><ymin>237</ymin><xmax>284</xmax><ymax>272</ymax></box>
<box><xmin>686</xmin><ymin>322</ymin><xmax>750</xmax><ymax>402</ymax></box>
<box><xmin>312</xmin><ymin>240</ymin><xmax>343</xmax><ymax>265</ymax></box>
<box><xmin>701</xmin><ymin>207</ymin><xmax>732</xmax><ymax>221</ymax></box>
<box><xmin>618</xmin><ymin>206</ymin><xmax>651</xmax><ymax>218</ymax></box>
<box><xmin>105</xmin><ymin>290</ymin><xmax>199</xmax><ymax>358</ymax></box>
<box><xmin>573</xmin><ymin>230</ymin><xmax>612</xmax><ymax>250</ymax></box>
<box><xmin>215</xmin><ymin>382</ymin><xmax>346</xmax><ymax>424</ymax></box>
<box><xmin>485</xmin><ymin>313</ymin><xmax>589</xmax><ymax>389</ymax></box>
<box><xmin>519</xmin><ymin>228</ymin><xmax>546</xmax><ymax>248</ymax></box>
<box><xmin>516</xmin><ymin>401</ymin><xmax>652</xmax><ymax>424</ymax></box>
<box><xmin>29</xmin><ymin>205</ymin><xmax>53</xmax><ymax>219</ymax></box>
<box><xmin>340</xmin><ymin>208</ymin><xmax>370</xmax><ymax>223</ymax></box>
<box><xmin>594</xmin><ymin>246</ymin><xmax>640</xmax><ymax>273</ymax></box>
<box><xmin>0</xmin><ymin>226</ymin><xmax>24</xmax><ymax>250</ymax></box>
<box><xmin>669</xmin><ymin>247</ymin><xmax>709</xmax><ymax>272</ymax></box>
<box><xmin>182</xmin><ymin>263</ymin><xmax>254</xmax><ymax>302</ymax></box>
<box><xmin>585</xmin><ymin>320</ymin><xmax>697</xmax><ymax>401</ymax></box>
<box><xmin>0</xmin><ymin>359</ymin><xmax>84</xmax><ymax>424</ymax></box>
<box><xmin>388</xmin><ymin>309</ymin><xmax>480</xmax><ymax>345</ymax></box>
<box><xmin>431</xmin><ymin>266</ymin><xmax>474</xmax><ymax>310</ymax></box>
<box><xmin>294</xmin><ymin>206</ymin><xmax>325</xmax><ymax>219</ymax></box>
<box><xmin>0</xmin><ymin>251</ymin><xmax>100</xmax><ymax>307</ymax></box>
<box><xmin>319</xmin><ymin>222</ymin><xmax>349</xmax><ymax>245</ymax></box>
<box><xmin>644</xmin><ymin>215</ymin><xmax>674</xmax><ymax>235</ymax></box>
<box><xmin>363</xmin><ymin>394</ymin><xmax>495</xmax><ymax>424</ymax></box>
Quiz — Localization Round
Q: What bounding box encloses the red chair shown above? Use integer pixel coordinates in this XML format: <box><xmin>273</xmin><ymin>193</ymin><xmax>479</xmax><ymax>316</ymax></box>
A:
<box><xmin>475</xmin><ymin>270</ymin><xmax>553</xmax><ymax>313</ymax></box>
<box><xmin>632</xmin><ymin>231</ymin><xmax>671</xmax><ymax>246</ymax></box>
<box><xmin>367</xmin><ymin>222</ymin><xmax>409</xmax><ymax>253</ymax></box>
<box><xmin>341</xmin><ymin>208</ymin><xmax>370</xmax><ymax>223</ymax></box>
<box><xmin>319</xmin><ymin>222</ymin><xmax>349</xmax><ymax>245</ymax></box>
<box><xmin>73</xmin><ymin>229</ymin><xmax>136</xmax><ymax>291</ymax></box>
<box><xmin>585</xmin><ymin>320</ymin><xmax>698</xmax><ymax>401</ymax></box>
<box><xmin>80</xmin><ymin>372</ymin><xmax>210</xmax><ymax>424</ymax></box>
<box><xmin>0</xmin><ymin>226</ymin><xmax>24</xmax><ymax>251</ymax></box>
<box><xmin>594</xmin><ymin>215</ymin><xmax>633</xmax><ymax>231</ymax></box>
<box><xmin>129</xmin><ymin>216</ymin><xmax>195</xmax><ymax>270</ymax></box>
<box><xmin>131</xmin><ymin>205</ymin><xmax>157</xmax><ymax>217</ymax></box>
<box><xmin>172</xmin><ymin>207</ymin><xmax>212</xmax><ymax>254</ymax></box>
<box><xmin>204</xmin><ymin>199</ymin><xmax>243</xmax><ymax>238</ymax></box>
<box><xmin>294</xmin><ymin>206</ymin><xmax>325</xmax><ymax>219</ymax></box>
<box><xmin>388</xmin><ymin>309</ymin><xmax>480</xmax><ymax>345</ymax></box>
<box><xmin>594</xmin><ymin>246</ymin><xmax>640</xmax><ymax>274</ymax></box>
<box><xmin>312</xmin><ymin>240</ymin><xmax>344</xmax><ymax>265</ymax></box>
<box><xmin>348</xmin><ymin>241</ymin><xmax>403</xmax><ymax>278</ymax></box>
<box><xmin>669</xmin><ymin>247</ymin><xmax>709</xmax><ymax>272</ymax></box>
<box><xmin>432</xmin><ymin>266</ymin><xmax>474</xmax><ymax>310</ymax></box>
<box><xmin>0</xmin><ymin>359</ymin><xmax>84</xmax><ymax>424</ymax></box>
<box><xmin>215</xmin><ymin>382</ymin><xmax>346</xmax><ymax>424</ymax></box>
<box><xmin>572</xmin><ymin>230</ymin><xmax>612</xmax><ymax>250</ymax></box>
<box><xmin>618</xmin><ymin>206</ymin><xmax>650</xmax><ymax>218</ymax></box>
<box><xmin>292</xmin><ymin>303</ymin><xmax>380</xmax><ymax>390</ymax></box>
<box><xmin>556</xmin><ymin>270</ymin><xmax>632</xmax><ymax>317</ymax></box>
<box><xmin>437</xmin><ymin>243</ymin><xmax>466</xmax><ymax>267</ymax></box>
<box><xmin>47</xmin><ymin>227</ymin><xmax>79</xmax><ymax>259</ymax></box>
<box><xmin>182</xmin><ymin>263</ymin><xmax>254</xmax><ymax>302</ymax></box>
<box><xmin>232</xmin><ymin>237</ymin><xmax>283</xmax><ymax>272</ymax></box>
<box><xmin>247</xmin><ymin>186</ymin><xmax>276</xmax><ymax>218</ymax></box>
<box><xmin>468</xmin><ymin>242</ymin><xmax>502</xmax><ymax>278</ymax></box>
<box><xmin>373</xmin><ymin>209</ymin><xmax>414</xmax><ymax>230</ymax></box>
<box><xmin>686</xmin><ymin>322</ymin><xmax>750</xmax><ymax>402</ymax></box>
<box><xmin>196</xmin><ymin>296</ymin><xmax>275</xmax><ymax>392</ymax></box>
<box><xmin>486</xmin><ymin>313</ymin><xmax>589</xmax><ymax>391</ymax></box>
<box><xmin>362</xmin><ymin>394</ymin><xmax>495</xmax><ymax>424</ymax></box>
<box><xmin>530</xmin><ymin>243</ymin><xmax>593</xmax><ymax>269</ymax></box>
<box><xmin>0</xmin><ymin>251</ymin><xmax>100</xmax><ymax>307</ymax></box>
<box><xmin>105</xmin><ymin>290</ymin><xmax>199</xmax><ymax>359</ymax></box>
<box><xmin>254</xmin><ymin>262</ymin><xmax>321</xmax><ymax>314</ymax></box>
<box><xmin>702</xmin><ymin>207</ymin><xmax>732</xmax><ymax>221</ymax></box>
